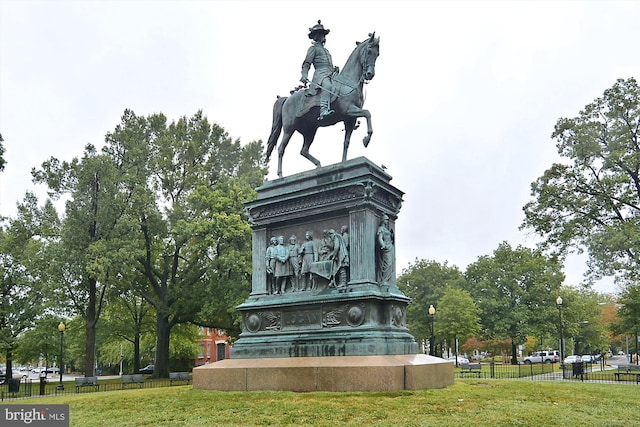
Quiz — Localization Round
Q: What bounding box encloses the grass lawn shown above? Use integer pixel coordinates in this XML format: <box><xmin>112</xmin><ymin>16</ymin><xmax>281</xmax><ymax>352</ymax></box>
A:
<box><xmin>7</xmin><ymin>380</ymin><xmax>639</xmax><ymax>426</ymax></box>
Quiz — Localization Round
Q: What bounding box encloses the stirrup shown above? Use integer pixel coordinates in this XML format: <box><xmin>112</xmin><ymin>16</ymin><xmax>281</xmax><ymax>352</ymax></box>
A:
<box><xmin>318</xmin><ymin>109</ymin><xmax>335</xmax><ymax>121</ymax></box>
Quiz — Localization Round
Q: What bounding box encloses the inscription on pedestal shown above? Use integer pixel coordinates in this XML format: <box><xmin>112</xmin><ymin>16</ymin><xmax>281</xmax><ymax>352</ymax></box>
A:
<box><xmin>283</xmin><ymin>309</ymin><xmax>322</xmax><ymax>328</ymax></box>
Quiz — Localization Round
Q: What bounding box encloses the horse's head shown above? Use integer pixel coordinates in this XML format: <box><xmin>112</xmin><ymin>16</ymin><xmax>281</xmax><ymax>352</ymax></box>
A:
<box><xmin>362</xmin><ymin>32</ymin><xmax>380</xmax><ymax>82</ymax></box>
<box><xmin>346</xmin><ymin>33</ymin><xmax>380</xmax><ymax>84</ymax></box>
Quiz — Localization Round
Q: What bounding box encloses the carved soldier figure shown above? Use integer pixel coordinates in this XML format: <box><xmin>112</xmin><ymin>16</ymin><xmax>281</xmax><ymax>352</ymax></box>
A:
<box><xmin>274</xmin><ymin>235</ymin><xmax>290</xmax><ymax>294</ymax></box>
<box><xmin>327</xmin><ymin>229</ymin><xmax>349</xmax><ymax>287</ymax></box>
<box><xmin>265</xmin><ymin>236</ymin><xmax>278</xmax><ymax>294</ymax></box>
<box><xmin>340</xmin><ymin>225</ymin><xmax>349</xmax><ymax>251</ymax></box>
<box><xmin>318</xmin><ymin>229</ymin><xmax>333</xmax><ymax>261</ymax></box>
<box><xmin>299</xmin><ymin>230</ymin><xmax>318</xmax><ymax>291</ymax></box>
<box><xmin>376</xmin><ymin>214</ymin><xmax>395</xmax><ymax>286</ymax></box>
<box><xmin>287</xmin><ymin>235</ymin><xmax>301</xmax><ymax>292</ymax></box>
<box><xmin>301</xmin><ymin>20</ymin><xmax>337</xmax><ymax>121</ymax></box>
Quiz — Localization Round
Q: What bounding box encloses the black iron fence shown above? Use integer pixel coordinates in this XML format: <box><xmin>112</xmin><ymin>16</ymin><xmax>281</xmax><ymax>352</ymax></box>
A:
<box><xmin>1</xmin><ymin>375</ymin><xmax>191</xmax><ymax>401</ymax></box>
<box><xmin>454</xmin><ymin>361</ymin><xmax>640</xmax><ymax>384</ymax></box>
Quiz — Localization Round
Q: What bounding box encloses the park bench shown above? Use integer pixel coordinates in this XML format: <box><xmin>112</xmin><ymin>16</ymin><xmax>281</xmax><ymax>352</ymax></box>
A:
<box><xmin>75</xmin><ymin>377</ymin><xmax>99</xmax><ymax>393</ymax></box>
<box><xmin>169</xmin><ymin>372</ymin><xmax>191</xmax><ymax>386</ymax></box>
<box><xmin>122</xmin><ymin>373</ymin><xmax>145</xmax><ymax>389</ymax></box>
<box><xmin>614</xmin><ymin>364</ymin><xmax>640</xmax><ymax>383</ymax></box>
<box><xmin>459</xmin><ymin>363</ymin><xmax>482</xmax><ymax>378</ymax></box>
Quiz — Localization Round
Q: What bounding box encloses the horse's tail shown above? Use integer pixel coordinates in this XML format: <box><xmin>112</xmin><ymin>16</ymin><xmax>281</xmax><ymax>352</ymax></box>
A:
<box><xmin>265</xmin><ymin>96</ymin><xmax>287</xmax><ymax>162</ymax></box>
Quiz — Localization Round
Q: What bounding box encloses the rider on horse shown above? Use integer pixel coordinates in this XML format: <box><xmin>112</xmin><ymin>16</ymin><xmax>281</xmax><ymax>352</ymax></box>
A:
<box><xmin>301</xmin><ymin>20</ymin><xmax>338</xmax><ymax>121</ymax></box>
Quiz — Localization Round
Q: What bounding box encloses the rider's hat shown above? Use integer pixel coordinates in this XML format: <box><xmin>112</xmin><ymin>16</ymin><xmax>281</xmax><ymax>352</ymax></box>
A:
<box><xmin>308</xmin><ymin>20</ymin><xmax>330</xmax><ymax>38</ymax></box>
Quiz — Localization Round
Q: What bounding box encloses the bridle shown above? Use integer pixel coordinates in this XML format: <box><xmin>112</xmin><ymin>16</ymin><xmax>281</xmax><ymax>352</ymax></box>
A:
<box><xmin>333</xmin><ymin>36</ymin><xmax>378</xmax><ymax>98</ymax></box>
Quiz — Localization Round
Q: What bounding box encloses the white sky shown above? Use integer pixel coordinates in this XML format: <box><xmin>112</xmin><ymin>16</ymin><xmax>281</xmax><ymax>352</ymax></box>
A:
<box><xmin>1</xmin><ymin>0</ymin><xmax>638</xmax><ymax>294</ymax></box>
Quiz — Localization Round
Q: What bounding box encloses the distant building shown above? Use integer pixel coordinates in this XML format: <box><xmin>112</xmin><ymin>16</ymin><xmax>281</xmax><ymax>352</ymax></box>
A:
<box><xmin>194</xmin><ymin>327</ymin><xmax>230</xmax><ymax>366</ymax></box>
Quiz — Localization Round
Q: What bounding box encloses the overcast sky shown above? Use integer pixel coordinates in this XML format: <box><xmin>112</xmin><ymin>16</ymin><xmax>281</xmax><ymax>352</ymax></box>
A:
<box><xmin>1</xmin><ymin>0</ymin><xmax>638</xmax><ymax>294</ymax></box>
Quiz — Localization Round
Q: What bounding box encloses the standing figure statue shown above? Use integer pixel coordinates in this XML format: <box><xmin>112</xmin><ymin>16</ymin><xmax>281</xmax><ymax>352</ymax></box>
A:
<box><xmin>301</xmin><ymin>20</ymin><xmax>337</xmax><ymax>121</ymax></box>
<box><xmin>340</xmin><ymin>225</ymin><xmax>349</xmax><ymax>252</ymax></box>
<box><xmin>265</xmin><ymin>236</ymin><xmax>278</xmax><ymax>294</ymax></box>
<box><xmin>287</xmin><ymin>235</ymin><xmax>301</xmax><ymax>292</ymax></box>
<box><xmin>376</xmin><ymin>214</ymin><xmax>395</xmax><ymax>286</ymax></box>
<box><xmin>274</xmin><ymin>236</ymin><xmax>290</xmax><ymax>294</ymax></box>
<box><xmin>327</xmin><ymin>229</ymin><xmax>350</xmax><ymax>287</ymax></box>
<box><xmin>300</xmin><ymin>230</ymin><xmax>318</xmax><ymax>291</ymax></box>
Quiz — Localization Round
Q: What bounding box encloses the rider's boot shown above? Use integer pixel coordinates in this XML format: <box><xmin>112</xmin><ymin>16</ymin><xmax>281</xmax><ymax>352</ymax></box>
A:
<box><xmin>318</xmin><ymin>100</ymin><xmax>334</xmax><ymax>121</ymax></box>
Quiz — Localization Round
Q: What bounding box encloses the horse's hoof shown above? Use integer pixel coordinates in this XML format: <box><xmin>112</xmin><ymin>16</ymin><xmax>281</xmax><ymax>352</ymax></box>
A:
<box><xmin>363</xmin><ymin>136</ymin><xmax>370</xmax><ymax>147</ymax></box>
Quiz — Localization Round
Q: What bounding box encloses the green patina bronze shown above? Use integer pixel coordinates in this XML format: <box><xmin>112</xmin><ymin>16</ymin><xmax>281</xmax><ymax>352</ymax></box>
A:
<box><xmin>265</xmin><ymin>22</ymin><xmax>380</xmax><ymax>178</ymax></box>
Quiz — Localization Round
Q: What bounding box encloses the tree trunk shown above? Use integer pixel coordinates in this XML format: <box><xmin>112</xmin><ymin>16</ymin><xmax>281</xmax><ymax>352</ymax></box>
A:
<box><xmin>154</xmin><ymin>312</ymin><xmax>171</xmax><ymax>378</ymax></box>
<box><xmin>134</xmin><ymin>329</ymin><xmax>141</xmax><ymax>373</ymax></box>
<box><xmin>84</xmin><ymin>277</ymin><xmax>97</xmax><ymax>377</ymax></box>
<box><xmin>5</xmin><ymin>348</ymin><xmax>13</xmax><ymax>381</ymax></box>
<box><xmin>511</xmin><ymin>340</ymin><xmax>518</xmax><ymax>365</ymax></box>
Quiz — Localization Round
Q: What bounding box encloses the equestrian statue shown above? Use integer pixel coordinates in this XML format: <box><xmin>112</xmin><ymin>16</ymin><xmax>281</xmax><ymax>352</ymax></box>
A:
<box><xmin>266</xmin><ymin>20</ymin><xmax>380</xmax><ymax>178</ymax></box>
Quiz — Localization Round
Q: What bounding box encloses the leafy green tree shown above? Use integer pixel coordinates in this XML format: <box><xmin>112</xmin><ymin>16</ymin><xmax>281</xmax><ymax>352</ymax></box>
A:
<box><xmin>613</xmin><ymin>285</ymin><xmax>640</xmax><ymax>363</ymax></box>
<box><xmin>397</xmin><ymin>259</ymin><xmax>465</xmax><ymax>350</ymax></box>
<box><xmin>565</xmin><ymin>287</ymin><xmax>608</xmax><ymax>356</ymax></box>
<box><xmin>436</xmin><ymin>288</ymin><xmax>481</xmax><ymax>363</ymax></box>
<box><xmin>103</xmin><ymin>110</ymin><xmax>266</xmax><ymax>377</ymax></box>
<box><xmin>32</xmin><ymin>144</ymin><xmax>140</xmax><ymax>376</ymax></box>
<box><xmin>522</xmin><ymin>78</ymin><xmax>640</xmax><ymax>285</ymax></box>
<box><xmin>99</xmin><ymin>283</ymin><xmax>154</xmax><ymax>374</ymax></box>
<box><xmin>14</xmin><ymin>315</ymin><xmax>64</xmax><ymax>369</ymax></box>
<box><xmin>464</xmin><ymin>242</ymin><xmax>565</xmax><ymax>364</ymax></box>
<box><xmin>0</xmin><ymin>194</ymin><xmax>54</xmax><ymax>378</ymax></box>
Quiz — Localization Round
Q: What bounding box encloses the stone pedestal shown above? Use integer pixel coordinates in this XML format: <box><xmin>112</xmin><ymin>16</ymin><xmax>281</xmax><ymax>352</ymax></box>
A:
<box><xmin>193</xmin><ymin>157</ymin><xmax>454</xmax><ymax>391</ymax></box>
<box><xmin>231</xmin><ymin>157</ymin><xmax>417</xmax><ymax>359</ymax></box>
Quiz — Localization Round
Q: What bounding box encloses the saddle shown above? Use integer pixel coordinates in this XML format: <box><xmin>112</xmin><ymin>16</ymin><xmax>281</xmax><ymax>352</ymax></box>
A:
<box><xmin>289</xmin><ymin>86</ymin><xmax>337</xmax><ymax>118</ymax></box>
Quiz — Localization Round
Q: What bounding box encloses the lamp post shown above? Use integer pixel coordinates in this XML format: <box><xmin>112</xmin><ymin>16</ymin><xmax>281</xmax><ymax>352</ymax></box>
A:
<box><xmin>428</xmin><ymin>305</ymin><xmax>436</xmax><ymax>356</ymax></box>
<box><xmin>556</xmin><ymin>297</ymin><xmax>564</xmax><ymax>363</ymax></box>
<box><xmin>119</xmin><ymin>344</ymin><xmax>124</xmax><ymax>376</ymax></box>
<box><xmin>56</xmin><ymin>322</ymin><xmax>65</xmax><ymax>391</ymax></box>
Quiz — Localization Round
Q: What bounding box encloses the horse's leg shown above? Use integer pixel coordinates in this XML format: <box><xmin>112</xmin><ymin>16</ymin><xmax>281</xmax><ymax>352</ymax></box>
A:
<box><xmin>277</xmin><ymin>130</ymin><xmax>294</xmax><ymax>178</ymax></box>
<box><xmin>344</xmin><ymin>106</ymin><xmax>373</xmax><ymax>147</ymax></box>
<box><xmin>300</xmin><ymin>128</ymin><xmax>321</xmax><ymax>167</ymax></box>
<box><xmin>342</xmin><ymin>118</ymin><xmax>356</xmax><ymax>162</ymax></box>
<box><xmin>360</xmin><ymin>109</ymin><xmax>373</xmax><ymax>147</ymax></box>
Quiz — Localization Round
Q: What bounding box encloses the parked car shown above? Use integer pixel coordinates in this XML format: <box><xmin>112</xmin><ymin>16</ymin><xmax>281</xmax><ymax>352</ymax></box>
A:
<box><xmin>563</xmin><ymin>355</ymin><xmax>582</xmax><ymax>364</ymax></box>
<box><xmin>524</xmin><ymin>350</ymin><xmax>560</xmax><ymax>364</ymax></box>
<box><xmin>139</xmin><ymin>364</ymin><xmax>154</xmax><ymax>374</ymax></box>
<box><xmin>45</xmin><ymin>367</ymin><xmax>60</xmax><ymax>375</ymax></box>
<box><xmin>580</xmin><ymin>354</ymin><xmax>596</xmax><ymax>363</ymax></box>
<box><xmin>445</xmin><ymin>356</ymin><xmax>470</xmax><ymax>365</ymax></box>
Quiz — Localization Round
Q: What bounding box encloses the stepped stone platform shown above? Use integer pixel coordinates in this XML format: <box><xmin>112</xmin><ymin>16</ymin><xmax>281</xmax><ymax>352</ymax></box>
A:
<box><xmin>193</xmin><ymin>354</ymin><xmax>453</xmax><ymax>392</ymax></box>
<box><xmin>193</xmin><ymin>158</ymin><xmax>454</xmax><ymax>391</ymax></box>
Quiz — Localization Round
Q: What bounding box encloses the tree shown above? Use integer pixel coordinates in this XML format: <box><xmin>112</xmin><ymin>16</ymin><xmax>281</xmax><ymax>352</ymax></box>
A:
<box><xmin>32</xmin><ymin>144</ymin><xmax>139</xmax><ymax>376</ymax></box>
<box><xmin>522</xmin><ymin>78</ymin><xmax>640</xmax><ymax>285</ymax></box>
<box><xmin>613</xmin><ymin>285</ymin><xmax>640</xmax><ymax>364</ymax></box>
<box><xmin>0</xmin><ymin>194</ymin><xmax>54</xmax><ymax>379</ymax></box>
<box><xmin>103</xmin><ymin>110</ymin><xmax>266</xmax><ymax>377</ymax></box>
<box><xmin>436</xmin><ymin>288</ymin><xmax>481</xmax><ymax>363</ymax></box>
<box><xmin>464</xmin><ymin>242</ymin><xmax>565</xmax><ymax>364</ymax></box>
<box><xmin>397</xmin><ymin>259</ymin><xmax>465</xmax><ymax>350</ymax></box>
<box><xmin>99</xmin><ymin>283</ymin><xmax>154</xmax><ymax>374</ymax></box>
<box><xmin>558</xmin><ymin>286</ymin><xmax>609</xmax><ymax>356</ymax></box>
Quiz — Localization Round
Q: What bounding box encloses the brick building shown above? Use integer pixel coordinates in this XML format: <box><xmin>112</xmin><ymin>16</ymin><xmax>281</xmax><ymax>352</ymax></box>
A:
<box><xmin>194</xmin><ymin>327</ymin><xmax>230</xmax><ymax>366</ymax></box>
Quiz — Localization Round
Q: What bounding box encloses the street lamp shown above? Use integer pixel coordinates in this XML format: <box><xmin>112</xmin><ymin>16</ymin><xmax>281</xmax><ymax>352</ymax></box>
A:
<box><xmin>57</xmin><ymin>322</ymin><xmax>65</xmax><ymax>391</ymax></box>
<box><xmin>428</xmin><ymin>305</ymin><xmax>436</xmax><ymax>356</ymax></box>
<box><xmin>556</xmin><ymin>296</ymin><xmax>564</xmax><ymax>363</ymax></box>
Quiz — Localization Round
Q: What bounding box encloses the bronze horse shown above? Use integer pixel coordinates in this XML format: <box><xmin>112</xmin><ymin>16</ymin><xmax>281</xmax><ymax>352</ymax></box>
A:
<box><xmin>266</xmin><ymin>33</ymin><xmax>380</xmax><ymax>178</ymax></box>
